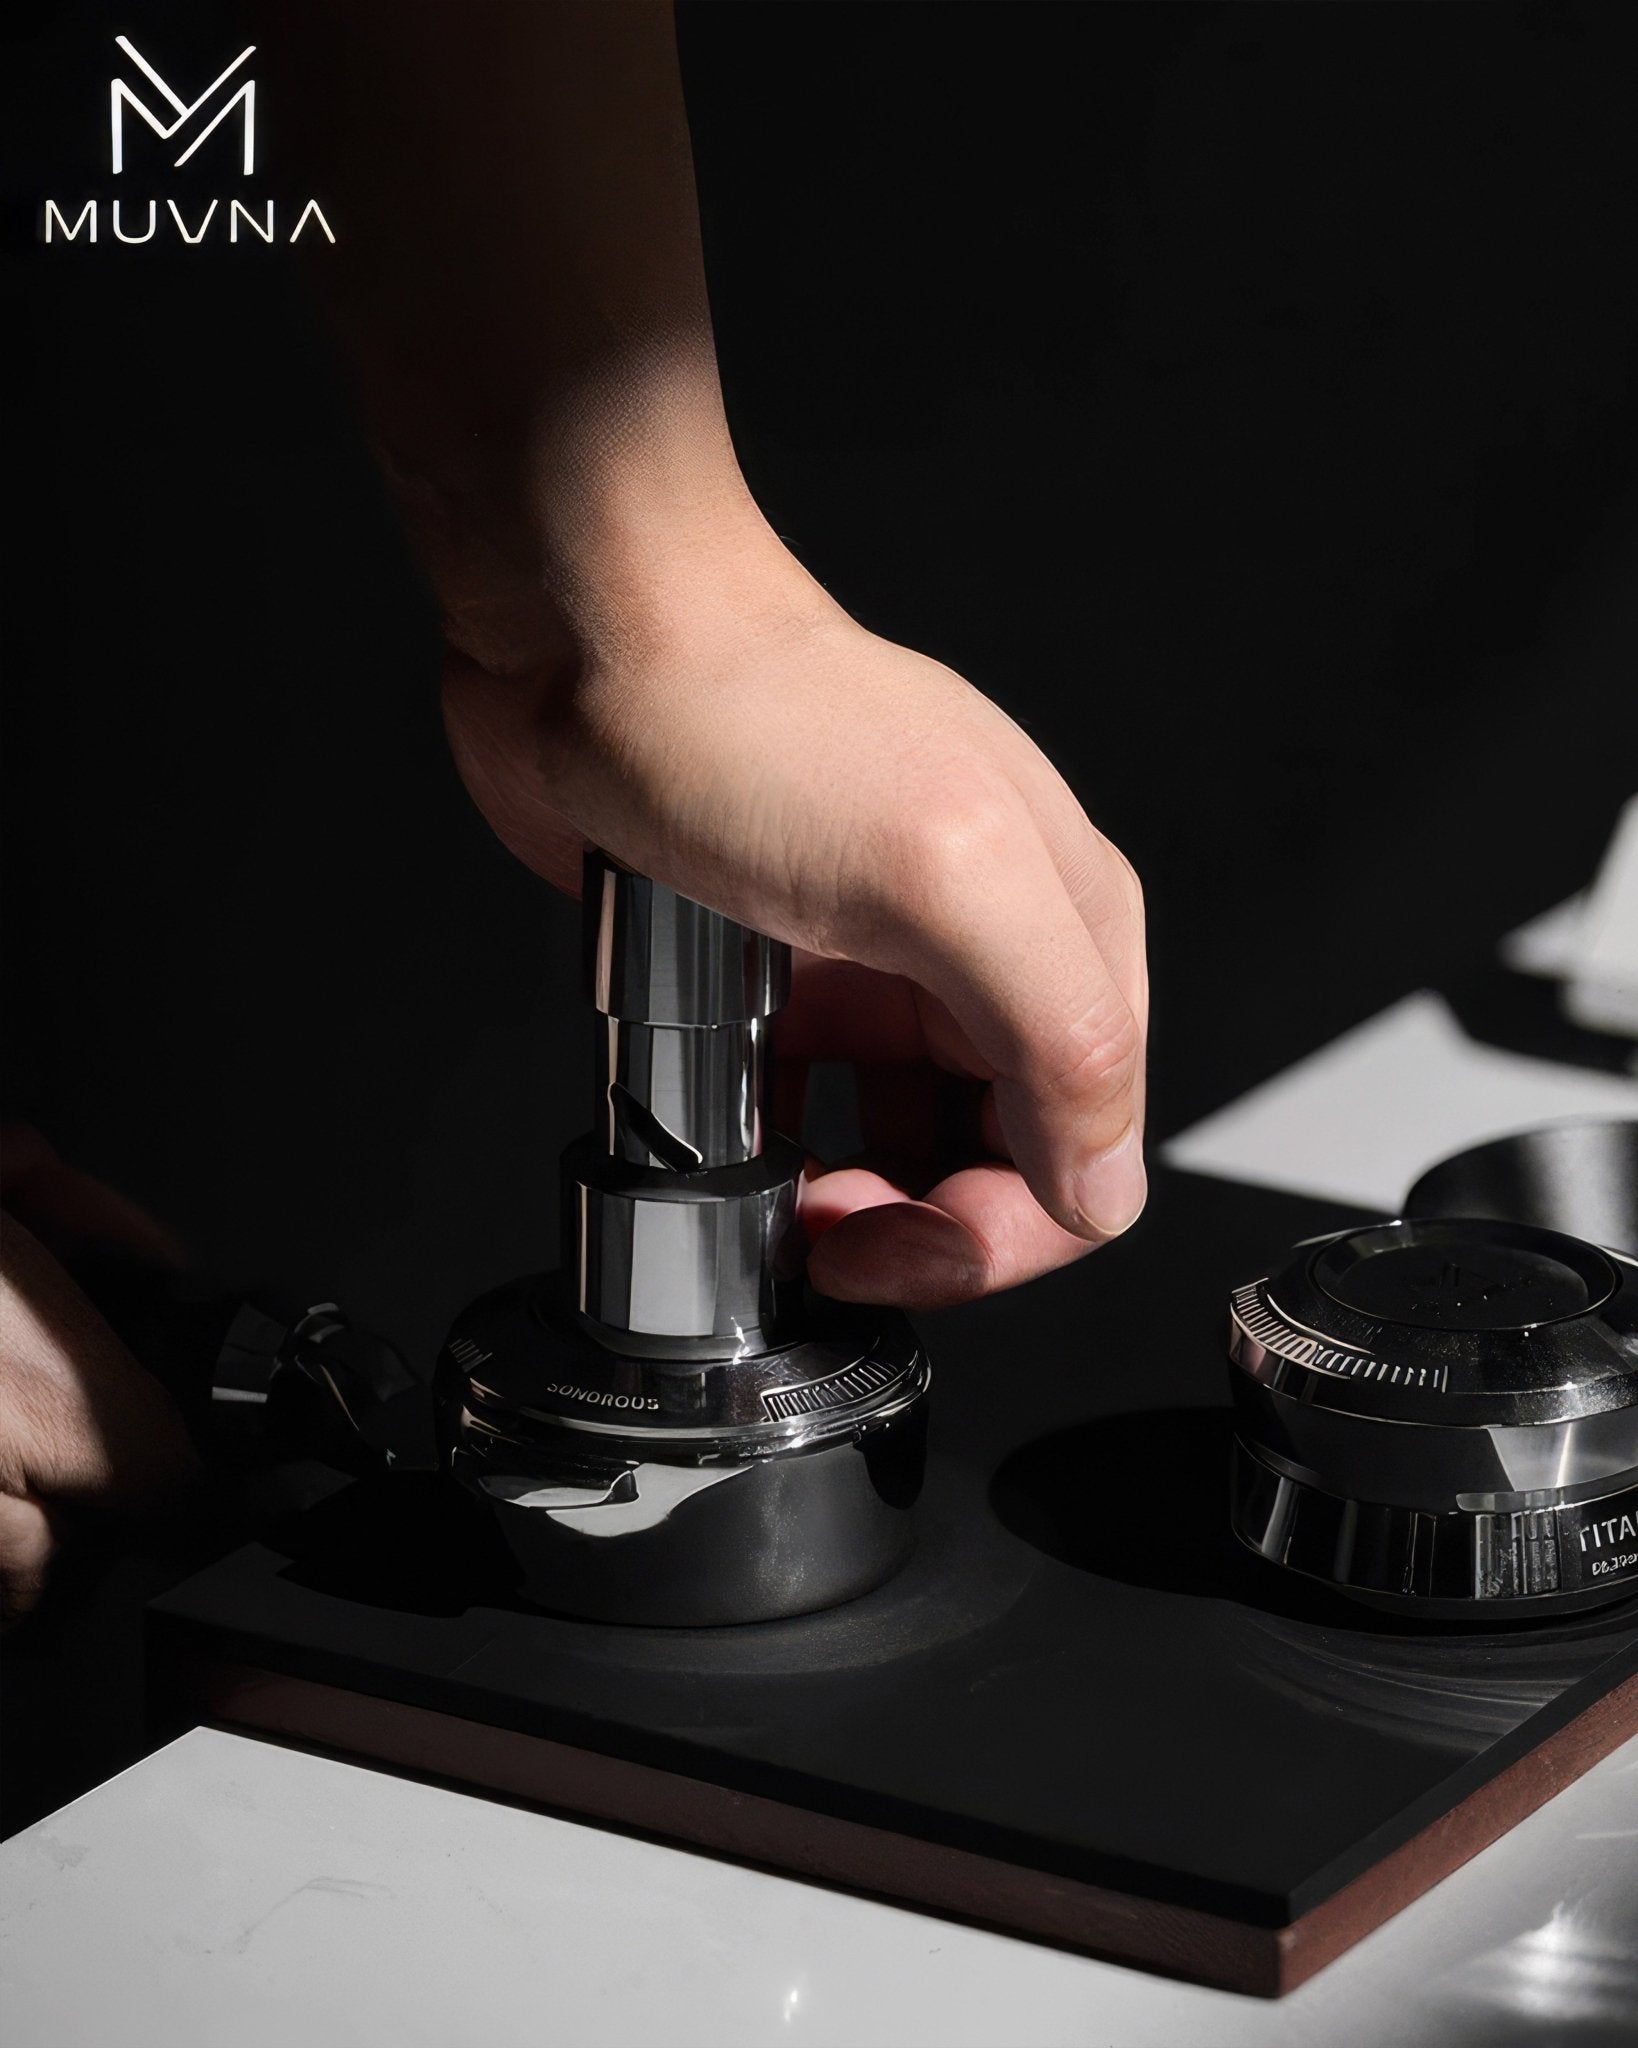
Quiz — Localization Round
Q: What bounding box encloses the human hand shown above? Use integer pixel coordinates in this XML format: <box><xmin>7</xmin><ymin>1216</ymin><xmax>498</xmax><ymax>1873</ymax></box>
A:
<box><xmin>0</xmin><ymin>1130</ymin><xmax>197</xmax><ymax>1623</ymax></box>
<box><xmin>306</xmin><ymin>2</ymin><xmax>1146</xmax><ymax>1306</ymax></box>
<box><xmin>440</xmin><ymin>524</ymin><xmax>1147</xmax><ymax>1309</ymax></box>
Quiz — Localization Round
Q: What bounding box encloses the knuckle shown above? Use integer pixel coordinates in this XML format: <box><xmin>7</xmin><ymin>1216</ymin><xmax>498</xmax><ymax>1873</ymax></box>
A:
<box><xmin>844</xmin><ymin>770</ymin><xmax>1027</xmax><ymax>954</ymax></box>
<box><xmin>896</xmin><ymin>776</ymin><xmax>1024</xmax><ymax>898</ymax></box>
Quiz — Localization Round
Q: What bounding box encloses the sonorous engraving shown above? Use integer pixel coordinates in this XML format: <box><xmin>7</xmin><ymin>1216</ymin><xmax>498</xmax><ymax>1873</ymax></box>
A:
<box><xmin>541</xmin><ymin>1380</ymin><xmax>661</xmax><ymax>1414</ymax></box>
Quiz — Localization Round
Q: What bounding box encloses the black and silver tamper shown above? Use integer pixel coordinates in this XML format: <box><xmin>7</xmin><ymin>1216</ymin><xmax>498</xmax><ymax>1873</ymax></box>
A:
<box><xmin>1227</xmin><ymin>1212</ymin><xmax>1638</xmax><ymax>1618</ymax></box>
<box><xmin>433</xmin><ymin>850</ymin><xmax>931</xmax><ymax>1625</ymax></box>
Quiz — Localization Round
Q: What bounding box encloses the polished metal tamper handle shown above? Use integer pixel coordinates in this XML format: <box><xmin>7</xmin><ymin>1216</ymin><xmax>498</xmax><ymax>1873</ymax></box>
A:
<box><xmin>569</xmin><ymin>853</ymin><xmax>800</xmax><ymax>1358</ymax></box>
<box><xmin>435</xmin><ymin>850</ymin><xmax>931</xmax><ymax>1625</ymax></box>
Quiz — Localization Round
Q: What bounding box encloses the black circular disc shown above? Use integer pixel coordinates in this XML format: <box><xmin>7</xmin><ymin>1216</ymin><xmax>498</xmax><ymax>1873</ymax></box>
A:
<box><xmin>1312</xmin><ymin>1218</ymin><xmax>1617</xmax><ymax>1333</ymax></box>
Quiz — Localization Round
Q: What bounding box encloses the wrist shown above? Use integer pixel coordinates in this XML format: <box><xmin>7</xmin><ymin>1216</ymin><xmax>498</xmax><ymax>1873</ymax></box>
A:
<box><xmin>442</xmin><ymin>474</ymin><xmax>839</xmax><ymax>690</ymax></box>
<box><xmin>549</xmin><ymin>473</ymin><xmax>789</xmax><ymax>654</ymax></box>
<box><xmin>380</xmin><ymin>345</ymin><xmax>841</xmax><ymax>683</ymax></box>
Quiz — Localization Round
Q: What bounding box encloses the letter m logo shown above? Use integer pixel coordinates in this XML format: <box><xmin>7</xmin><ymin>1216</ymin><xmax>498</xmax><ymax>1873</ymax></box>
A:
<box><xmin>110</xmin><ymin>36</ymin><xmax>256</xmax><ymax>175</ymax></box>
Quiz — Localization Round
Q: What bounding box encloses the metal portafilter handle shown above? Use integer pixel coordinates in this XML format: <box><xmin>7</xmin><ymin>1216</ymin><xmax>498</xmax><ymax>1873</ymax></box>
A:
<box><xmin>569</xmin><ymin>850</ymin><xmax>804</xmax><ymax>1359</ymax></box>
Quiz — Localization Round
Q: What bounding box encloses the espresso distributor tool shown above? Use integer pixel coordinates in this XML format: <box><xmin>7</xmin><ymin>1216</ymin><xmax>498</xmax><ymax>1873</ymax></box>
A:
<box><xmin>431</xmin><ymin>850</ymin><xmax>931</xmax><ymax>1625</ymax></box>
<box><xmin>1226</xmin><ymin>1123</ymin><xmax>1638</xmax><ymax>1619</ymax></box>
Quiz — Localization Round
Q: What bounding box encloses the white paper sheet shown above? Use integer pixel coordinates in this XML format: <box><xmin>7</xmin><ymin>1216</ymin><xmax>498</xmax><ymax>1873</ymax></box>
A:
<box><xmin>1565</xmin><ymin>792</ymin><xmax>1638</xmax><ymax>1036</ymax></box>
<box><xmin>1159</xmin><ymin>990</ymin><xmax>1638</xmax><ymax>1212</ymax></box>
<box><xmin>1498</xmin><ymin>795</ymin><xmax>1638</xmax><ymax>1038</ymax></box>
<box><xmin>1500</xmin><ymin>893</ymin><xmax>1586</xmax><ymax>978</ymax></box>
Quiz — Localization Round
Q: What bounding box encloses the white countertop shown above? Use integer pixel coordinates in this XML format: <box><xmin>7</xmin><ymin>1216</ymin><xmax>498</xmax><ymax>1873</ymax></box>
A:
<box><xmin>3</xmin><ymin>1724</ymin><xmax>1636</xmax><ymax>2048</ymax></box>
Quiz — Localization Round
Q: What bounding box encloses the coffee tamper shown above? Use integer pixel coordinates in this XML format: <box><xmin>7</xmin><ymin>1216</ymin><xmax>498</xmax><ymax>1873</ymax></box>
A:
<box><xmin>1227</xmin><ymin>1216</ymin><xmax>1638</xmax><ymax>1618</ymax></box>
<box><xmin>434</xmin><ymin>850</ymin><xmax>931</xmax><ymax>1624</ymax></box>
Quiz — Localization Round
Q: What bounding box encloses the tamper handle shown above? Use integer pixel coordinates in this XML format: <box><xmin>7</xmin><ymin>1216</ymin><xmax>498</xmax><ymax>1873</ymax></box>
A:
<box><xmin>584</xmin><ymin>850</ymin><xmax>790</xmax><ymax>1027</ymax></box>
<box><xmin>582</xmin><ymin>850</ymin><xmax>792</xmax><ymax>1171</ymax></box>
<box><xmin>569</xmin><ymin>852</ymin><xmax>804</xmax><ymax>1353</ymax></box>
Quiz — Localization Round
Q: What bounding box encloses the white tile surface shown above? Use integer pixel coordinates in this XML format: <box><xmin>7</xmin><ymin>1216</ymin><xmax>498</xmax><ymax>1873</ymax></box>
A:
<box><xmin>2</xmin><ymin>1725</ymin><xmax>1635</xmax><ymax>2048</ymax></box>
<box><xmin>1160</xmin><ymin>991</ymin><xmax>1638</xmax><ymax>1211</ymax></box>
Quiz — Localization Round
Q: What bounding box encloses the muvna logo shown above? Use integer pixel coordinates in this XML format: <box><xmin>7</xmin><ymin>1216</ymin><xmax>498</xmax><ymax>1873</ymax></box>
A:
<box><xmin>42</xmin><ymin>35</ymin><xmax>336</xmax><ymax>247</ymax></box>
<box><xmin>111</xmin><ymin>36</ymin><xmax>256</xmax><ymax>175</ymax></box>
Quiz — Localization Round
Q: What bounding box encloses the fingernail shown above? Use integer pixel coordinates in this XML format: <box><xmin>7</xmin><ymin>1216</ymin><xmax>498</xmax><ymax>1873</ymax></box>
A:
<box><xmin>1071</xmin><ymin>1127</ymin><xmax>1147</xmax><ymax>1240</ymax></box>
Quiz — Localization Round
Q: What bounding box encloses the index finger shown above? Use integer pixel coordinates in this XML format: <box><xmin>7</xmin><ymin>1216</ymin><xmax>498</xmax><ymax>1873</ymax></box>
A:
<box><xmin>850</xmin><ymin>795</ymin><xmax>1147</xmax><ymax>1241</ymax></box>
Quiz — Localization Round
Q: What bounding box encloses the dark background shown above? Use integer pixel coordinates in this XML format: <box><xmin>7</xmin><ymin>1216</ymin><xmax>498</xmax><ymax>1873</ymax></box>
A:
<box><xmin>3</xmin><ymin>0</ymin><xmax>1637</xmax><ymax>1378</ymax></box>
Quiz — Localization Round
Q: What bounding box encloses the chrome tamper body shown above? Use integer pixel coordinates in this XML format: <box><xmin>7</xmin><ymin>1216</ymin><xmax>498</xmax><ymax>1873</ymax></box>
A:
<box><xmin>1227</xmin><ymin>1216</ymin><xmax>1638</xmax><ymax>1619</ymax></box>
<box><xmin>434</xmin><ymin>850</ymin><xmax>931</xmax><ymax>1624</ymax></box>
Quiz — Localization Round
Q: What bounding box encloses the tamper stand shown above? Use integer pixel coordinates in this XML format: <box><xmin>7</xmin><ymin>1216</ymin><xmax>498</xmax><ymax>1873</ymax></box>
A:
<box><xmin>435</xmin><ymin>851</ymin><xmax>931</xmax><ymax>1624</ymax></box>
<box><xmin>1228</xmin><ymin>1215</ymin><xmax>1638</xmax><ymax>1618</ymax></box>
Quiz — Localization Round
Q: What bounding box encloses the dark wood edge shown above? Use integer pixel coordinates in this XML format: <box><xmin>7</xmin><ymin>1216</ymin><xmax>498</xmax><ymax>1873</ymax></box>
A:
<box><xmin>1276</xmin><ymin>1670</ymin><xmax>1638</xmax><ymax>1991</ymax></box>
<box><xmin>176</xmin><ymin>1657</ymin><xmax>1638</xmax><ymax>1999</ymax></box>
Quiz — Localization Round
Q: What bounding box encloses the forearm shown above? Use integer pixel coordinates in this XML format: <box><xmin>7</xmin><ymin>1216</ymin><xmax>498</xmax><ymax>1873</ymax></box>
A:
<box><xmin>281</xmin><ymin>0</ymin><xmax>777</xmax><ymax>671</ymax></box>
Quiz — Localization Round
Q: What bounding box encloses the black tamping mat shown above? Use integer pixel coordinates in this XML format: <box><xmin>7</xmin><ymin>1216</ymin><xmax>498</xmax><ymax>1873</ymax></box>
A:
<box><xmin>148</xmin><ymin>1168</ymin><xmax>1638</xmax><ymax>1996</ymax></box>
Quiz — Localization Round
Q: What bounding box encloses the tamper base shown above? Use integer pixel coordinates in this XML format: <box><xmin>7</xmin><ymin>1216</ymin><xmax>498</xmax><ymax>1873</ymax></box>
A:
<box><xmin>437</xmin><ymin>1280</ymin><xmax>930</xmax><ymax>1625</ymax></box>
